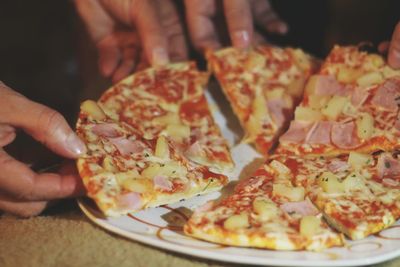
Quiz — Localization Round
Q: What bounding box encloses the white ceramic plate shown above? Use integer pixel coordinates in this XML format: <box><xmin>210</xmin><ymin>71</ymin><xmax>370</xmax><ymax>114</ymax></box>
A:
<box><xmin>78</xmin><ymin>87</ymin><xmax>400</xmax><ymax>266</ymax></box>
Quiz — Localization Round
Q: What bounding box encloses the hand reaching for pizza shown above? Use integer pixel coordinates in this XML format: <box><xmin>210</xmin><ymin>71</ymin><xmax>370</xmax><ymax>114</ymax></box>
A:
<box><xmin>184</xmin><ymin>0</ymin><xmax>288</xmax><ymax>52</ymax></box>
<box><xmin>75</xmin><ymin>0</ymin><xmax>188</xmax><ymax>83</ymax></box>
<box><xmin>0</xmin><ymin>82</ymin><xmax>86</xmax><ymax>217</ymax></box>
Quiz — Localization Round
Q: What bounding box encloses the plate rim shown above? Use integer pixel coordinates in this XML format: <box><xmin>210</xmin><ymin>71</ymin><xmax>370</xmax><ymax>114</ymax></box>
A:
<box><xmin>78</xmin><ymin>198</ymin><xmax>400</xmax><ymax>267</ymax></box>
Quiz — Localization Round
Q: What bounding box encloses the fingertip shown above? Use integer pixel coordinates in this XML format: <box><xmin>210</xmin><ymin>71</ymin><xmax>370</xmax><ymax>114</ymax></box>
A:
<box><xmin>232</xmin><ymin>30</ymin><xmax>251</xmax><ymax>49</ymax></box>
<box><xmin>151</xmin><ymin>47</ymin><xmax>169</xmax><ymax>67</ymax></box>
<box><xmin>65</xmin><ymin>133</ymin><xmax>87</xmax><ymax>158</ymax></box>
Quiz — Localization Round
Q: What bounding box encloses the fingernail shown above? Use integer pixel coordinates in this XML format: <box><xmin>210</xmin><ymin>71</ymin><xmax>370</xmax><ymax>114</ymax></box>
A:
<box><xmin>152</xmin><ymin>47</ymin><xmax>169</xmax><ymax>66</ymax></box>
<box><xmin>233</xmin><ymin>30</ymin><xmax>250</xmax><ymax>49</ymax></box>
<box><xmin>66</xmin><ymin>133</ymin><xmax>86</xmax><ymax>156</ymax></box>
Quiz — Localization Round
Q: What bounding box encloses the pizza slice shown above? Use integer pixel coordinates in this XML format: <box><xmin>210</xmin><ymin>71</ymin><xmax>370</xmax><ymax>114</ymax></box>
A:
<box><xmin>269</xmin><ymin>152</ymin><xmax>398</xmax><ymax>240</ymax></box>
<box><xmin>279</xmin><ymin>45</ymin><xmax>400</xmax><ymax>156</ymax></box>
<box><xmin>184</xmin><ymin>159</ymin><xmax>344</xmax><ymax>251</ymax></box>
<box><xmin>98</xmin><ymin>62</ymin><xmax>234</xmax><ymax>172</ymax></box>
<box><xmin>76</xmin><ymin>100</ymin><xmax>228</xmax><ymax>216</ymax></box>
<box><xmin>207</xmin><ymin>45</ymin><xmax>318</xmax><ymax>154</ymax></box>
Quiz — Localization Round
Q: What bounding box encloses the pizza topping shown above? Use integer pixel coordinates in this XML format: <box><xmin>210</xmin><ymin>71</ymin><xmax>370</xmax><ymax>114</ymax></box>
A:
<box><xmin>331</xmin><ymin>121</ymin><xmax>361</xmax><ymax>149</ymax></box>
<box><xmin>327</xmin><ymin>159</ymin><xmax>349</xmax><ymax>173</ymax></box>
<box><xmin>223</xmin><ymin>212</ymin><xmax>249</xmax><ymax>230</ymax></box>
<box><xmin>80</xmin><ymin>100</ymin><xmax>106</xmax><ymax>120</ymax></box>
<box><xmin>280</xmin><ymin>200</ymin><xmax>319</xmax><ymax>217</ymax></box>
<box><xmin>371</xmin><ymin>78</ymin><xmax>400</xmax><ymax>111</ymax></box>
<box><xmin>321</xmin><ymin>96</ymin><xmax>348</xmax><ymax>120</ymax></box>
<box><xmin>305</xmin><ymin>121</ymin><xmax>332</xmax><ymax>145</ymax></box>
<box><xmin>377</xmin><ymin>153</ymin><xmax>400</xmax><ymax>178</ymax></box>
<box><xmin>253</xmin><ymin>199</ymin><xmax>279</xmax><ymax>221</ymax></box>
<box><xmin>185</xmin><ymin>141</ymin><xmax>204</xmax><ymax>158</ymax></box>
<box><xmin>193</xmin><ymin>201</ymin><xmax>214</xmax><ymax>216</ymax></box>
<box><xmin>91</xmin><ymin>123</ymin><xmax>121</xmax><ymax>138</ymax></box>
<box><xmin>356</xmin><ymin>71</ymin><xmax>384</xmax><ymax>87</ymax></box>
<box><xmin>155</xmin><ymin>136</ymin><xmax>170</xmax><ymax>159</ymax></box>
<box><xmin>267</xmin><ymin>98</ymin><xmax>287</xmax><ymax>128</ymax></box>
<box><xmin>300</xmin><ymin>216</ymin><xmax>322</xmax><ymax>236</ymax></box>
<box><xmin>314</xmin><ymin>75</ymin><xmax>345</xmax><ymax>96</ymax></box>
<box><xmin>272</xmin><ymin>184</ymin><xmax>305</xmax><ymax>202</ymax></box>
<box><xmin>295</xmin><ymin>106</ymin><xmax>323</xmax><ymax>122</ymax></box>
<box><xmin>108</xmin><ymin>137</ymin><xmax>146</xmax><ymax>156</ymax></box>
<box><xmin>382</xmin><ymin>178</ymin><xmax>399</xmax><ymax>188</ymax></box>
<box><xmin>153</xmin><ymin>175</ymin><xmax>173</xmax><ymax>191</ymax></box>
<box><xmin>280</xmin><ymin>121</ymin><xmax>313</xmax><ymax>143</ymax></box>
<box><xmin>351</xmin><ymin>86</ymin><xmax>370</xmax><ymax>107</ymax></box>
<box><xmin>317</xmin><ymin>172</ymin><xmax>345</xmax><ymax>194</ymax></box>
<box><xmin>347</xmin><ymin>152</ymin><xmax>372</xmax><ymax>170</ymax></box>
<box><xmin>117</xmin><ymin>192</ymin><xmax>142</xmax><ymax>209</ymax></box>
<box><xmin>355</xmin><ymin>113</ymin><xmax>374</xmax><ymax>140</ymax></box>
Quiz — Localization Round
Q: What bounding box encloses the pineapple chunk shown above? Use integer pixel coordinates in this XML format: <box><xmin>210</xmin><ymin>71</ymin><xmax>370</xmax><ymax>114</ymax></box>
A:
<box><xmin>382</xmin><ymin>66</ymin><xmax>400</xmax><ymax>79</ymax></box>
<box><xmin>292</xmin><ymin>48</ymin><xmax>312</xmax><ymax>71</ymax></box>
<box><xmin>155</xmin><ymin>136</ymin><xmax>170</xmax><ymax>159</ymax></box>
<box><xmin>115</xmin><ymin>170</ymin><xmax>141</xmax><ymax>184</ymax></box>
<box><xmin>356</xmin><ymin>113</ymin><xmax>374</xmax><ymax>140</ymax></box>
<box><xmin>348</xmin><ymin>152</ymin><xmax>372</xmax><ymax>170</ymax></box>
<box><xmin>80</xmin><ymin>100</ymin><xmax>106</xmax><ymax>120</ymax></box>
<box><xmin>300</xmin><ymin>216</ymin><xmax>322</xmax><ymax>236</ymax></box>
<box><xmin>252</xmin><ymin>199</ymin><xmax>279</xmax><ymax>221</ymax></box>
<box><xmin>102</xmin><ymin>156</ymin><xmax>117</xmax><ymax>172</ymax></box>
<box><xmin>269</xmin><ymin>160</ymin><xmax>290</xmax><ymax>175</ymax></box>
<box><xmin>223</xmin><ymin>212</ymin><xmax>249</xmax><ymax>230</ymax></box>
<box><xmin>356</xmin><ymin>72</ymin><xmax>383</xmax><ymax>87</ymax></box>
<box><xmin>165</xmin><ymin>124</ymin><xmax>190</xmax><ymax>141</ymax></box>
<box><xmin>321</xmin><ymin>95</ymin><xmax>348</xmax><ymax>120</ymax></box>
<box><xmin>366</xmin><ymin>54</ymin><xmax>385</xmax><ymax>68</ymax></box>
<box><xmin>305</xmin><ymin>75</ymin><xmax>319</xmax><ymax>95</ymax></box>
<box><xmin>295</xmin><ymin>106</ymin><xmax>323</xmax><ymax>122</ymax></box>
<box><xmin>141</xmin><ymin>163</ymin><xmax>161</xmax><ymax>179</ymax></box>
<box><xmin>318</xmin><ymin>172</ymin><xmax>344</xmax><ymax>194</ymax></box>
<box><xmin>153</xmin><ymin>113</ymin><xmax>180</xmax><ymax>125</ymax></box>
<box><xmin>308</xmin><ymin>94</ymin><xmax>330</xmax><ymax>109</ymax></box>
<box><xmin>343</xmin><ymin>172</ymin><xmax>368</xmax><ymax>193</ymax></box>
<box><xmin>245</xmin><ymin>51</ymin><xmax>266</xmax><ymax>69</ymax></box>
<box><xmin>272</xmin><ymin>184</ymin><xmax>305</xmax><ymax>202</ymax></box>
<box><xmin>287</xmin><ymin>76</ymin><xmax>306</xmax><ymax>98</ymax></box>
<box><xmin>265</xmin><ymin>87</ymin><xmax>285</xmax><ymax>100</ymax></box>
<box><xmin>121</xmin><ymin>178</ymin><xmax>152</xmax><ymax>193</ymax></box>
<box><xmin>337</xmin><ymin>67</ymin><xmax>363</xmax><ymax>84</ymax></box>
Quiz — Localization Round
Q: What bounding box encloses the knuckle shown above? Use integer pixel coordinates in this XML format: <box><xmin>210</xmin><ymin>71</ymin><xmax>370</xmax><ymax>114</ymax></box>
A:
<box><xmin>35</xmin><ymin>107</ymin><xmax>65</xmax><ymax>142</ymax></box>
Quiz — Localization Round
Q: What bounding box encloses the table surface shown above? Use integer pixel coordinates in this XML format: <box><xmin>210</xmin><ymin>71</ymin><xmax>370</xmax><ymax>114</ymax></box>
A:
<box><xmin>1</xmin><ymin>200</ymin><xmax>400</xmax><ymax>267</ymax></box>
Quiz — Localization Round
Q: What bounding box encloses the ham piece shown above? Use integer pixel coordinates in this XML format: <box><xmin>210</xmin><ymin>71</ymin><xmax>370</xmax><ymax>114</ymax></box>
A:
<box><xmin>153</xmin><ymin>175</ymin><xmax>173</xmax><ymax>191</ymax></box>
<box><xmin>331</xmin><ymin>121</ymin><xmax>361</xmax><ymax>149</ymax></box>
<box><xmin>351</xmin><ymin>86</ymin><xmax>370</xmax><ymax>107</ymax></box>
<box><xmin>327</xmin><ymin>159</ymin><xmax>349</xmax><ymax>173</ymax></box>
<box><xmin>267</xmin><ymin>99</ymin><xmax>289</xmax><ymax>128</ymax></box>
<box><xmin>108</xmin><ymin>137</ymin><xmax>146</xmax><ymax>156</ymax></box>
<box><xmin>117</xmin><ymin>192</ymin><xmax>142</xmax><ymax>209</ymax></box>
<box><xmin>314</xmin><ymin>75</ymin><xmax>347</xmax><ymax>96</ymax></box>
<box><xmin>376</xmin><ymin>153</ymin><xmax>400</xmax><ymax>179</ymax></box>
<box><xmin>280</xmin><ymin>200</ymin><xmax>319</xmax><ymax>216</ymax></box>
<box><xmin>305</xmin><ymin>121</ymin><xmax>332</xmax><ymax>144</ymax></box>
<box><xmin>371</xmin><ymin>78</ymin><xmax>400</xmax><ymax>111</ymax></box>
<box><xmin>92</xmin><ymin>123</ymin><xmax>121</xmax><ymax>138</ymax></box>
<box><xmin>280</xmin><ymin>121</ymin><xmax>313</xmax><ymax>143</ymax></box>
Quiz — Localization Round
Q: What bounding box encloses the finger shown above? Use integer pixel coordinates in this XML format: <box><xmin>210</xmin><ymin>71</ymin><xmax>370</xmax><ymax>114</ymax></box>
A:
<box><xmin>223</xmin><ymin>0</ymin><xmax>253</xmax><ymax>49</ymax></box>
<box><xmin>136</xmin><ymin>51</ymin><xmax>151</xmax><ymax>72</ymax></box>
<box><xmin>131</xmin><ymin>0</ymin><xmax>169</xmax><ymax>66</ymax></box>
<box><xmin>0</xmin><ymin>83</ymin><xmax>86</xmax><ymax>158</ymax></box>
<box><xmin>184</xmin><ymin>0</ymin><xmax>221</xmax><ymax>52</ymax></box>
<box><xmin>0</xmin><ymin>124</ymin><xmax>16</xmax><ymax>147</ymax></box>
<box><xmin>156</xmin><ymin>0</ymin><xmax>188</xmax><ymax>61</ymax></box>
<box><xmin>112</xmin><ymin>46</ymin><xmax>138</xmax><ymax>83</ymax></box>
<box><xmin>251</xmin><ymin>0</ymin><xmax>288</xmax><ymax>35</ymax></box>
<box><xmin>0</xmin><ymin>196</ymin><xmax>48</xmax><ymax>217</ymax></box>
<box><xmin>0</xmin><ymin>150</ymin><xmax>84</xmax><ymax>201</ymax></box>
<box><xmin>58</xmin><ymin>160</ymin><xmax>86</xmax><ymax>196</ymax></box>
<box><xmin>388</xmin><ymin>21</ymin><xmax>400</xmax><ymax>69</ymax></box>
<box><xmin>97</xmin><ymin>36</ymin><xmax>121</xmax><ymax>77</ymax></box>
<box><xmin>378</xmin><ymin>41</ymin><xmax>390</xmax><ymax>54</ymax></box>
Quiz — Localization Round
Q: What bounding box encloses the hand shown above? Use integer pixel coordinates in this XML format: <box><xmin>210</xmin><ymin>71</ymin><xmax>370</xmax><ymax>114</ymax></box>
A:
<box><xmin>75</xmin><ymin>0</ymin><xmax>188</xmax><ymax>83</ymax></box>
<box><xmin>184</xmin><ymin>0</ymin><xmax>288</xmax><ymax>52</ymax></box>
<box><xmin>388</xmin><ymin>21</ymin><xmax>400</xmax><ymax>68</ymax></box>
<box><xmin>0</xmin><ymin>82</ymin><xmax>86</xmax><ymax>217</ymax></box>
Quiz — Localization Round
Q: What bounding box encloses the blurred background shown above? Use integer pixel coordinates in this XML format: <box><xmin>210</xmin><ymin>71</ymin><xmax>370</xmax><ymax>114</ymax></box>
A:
<box><xmin>0</xmin><ymin>0</ymin><xmax>399</xmax><ymax>169</ymax></box>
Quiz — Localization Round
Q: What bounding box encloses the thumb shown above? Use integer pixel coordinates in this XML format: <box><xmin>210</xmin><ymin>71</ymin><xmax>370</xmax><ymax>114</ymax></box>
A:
<box><xmin>0</xmin><ymin>82</ymin><xmax>86</xmax><ymax>158</ymax></box>
<box><xmin>388</xmin><ymin>21</ymin><xmax>400</xmax><ymax>69</ymax></box>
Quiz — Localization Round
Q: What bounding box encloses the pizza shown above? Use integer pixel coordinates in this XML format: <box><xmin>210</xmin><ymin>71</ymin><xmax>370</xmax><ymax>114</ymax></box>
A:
<box><xmin>184</xmin><ymin>159</ymin><xmax>344</xmax><ymax>251</ymax></box>
<box><xmin>98</xmin><ymin>62</ymin><xmax>233</xmax><ymax>172</ymax></box>
<box><xmin>269</xmin><ymin>151</ymin><xmax>400</xmax><ymax>240</ymax></box>
<box><xmin>75</xmin><ymin>62</ymin><xmax>233</xmax><ymax>216</ymax></box>
<box><xmin>279</xmin><ymin>45</ymin><xmax>400</xmax><ymax>156</ymax></box>
<box><xmin>207</xmin><ymin>46</ymin><xmax>318</xmax><ymax>154</ymax></box>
